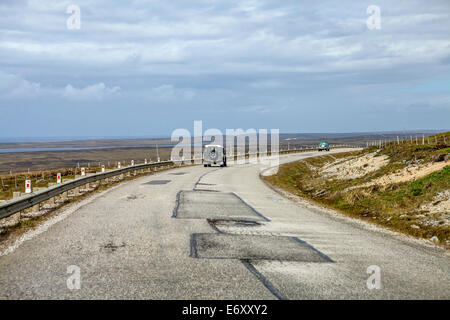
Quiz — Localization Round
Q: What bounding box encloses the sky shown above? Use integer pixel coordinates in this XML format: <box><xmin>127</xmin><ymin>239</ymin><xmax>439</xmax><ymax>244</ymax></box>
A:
<box><xmin>0</xmin><ymin>0</ymin><xmax>449</xmax><ymax>138</ymax></box>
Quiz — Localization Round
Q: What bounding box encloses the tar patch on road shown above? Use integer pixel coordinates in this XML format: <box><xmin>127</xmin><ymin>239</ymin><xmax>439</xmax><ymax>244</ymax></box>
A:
<box><xmin>101</xmin><ymin>241</ymin><xmax>126</xmax><ymax>253</ymax></box>
<box><xmin>209</xmin><ymin>219</ymin><xmax>261</xmax><ymax>228</ymax></box>
<box><xmin>190</xmin><ymin>233</ymin><xmax>333</xmax><ymax>262</ymax></box>
<box><xmin>125</xmin><ymin>194</ymin><xmax>146</xmax><ymax>200</ymax></box>
<box><xmin>172</xmin><ymin>190</ymin><xmax>269</xmax><ymax>221</ymax></box>
<box><xmin>144</xmin><ymin>180</ymin><xmax>171</xmax><ymax>185</ymax></box>
<box><xmin>170</xmin><ymin>172</ymin><xmax>187</xmax><ymax>175</ymax></box>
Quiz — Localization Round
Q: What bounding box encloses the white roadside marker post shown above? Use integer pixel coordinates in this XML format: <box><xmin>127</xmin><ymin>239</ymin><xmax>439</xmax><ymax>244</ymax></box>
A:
<box><xmin>102</xmin><ymin>165</ymin><xmax>105</xmax><ymax>173</ymax></box>
<box><xmin>55</xmin><ymin>173</ymin><xmax>63</xmax><ymax>202</ymax></box>
<box><xmin>81</xmin><ymin>168</ymin><xmax>86</xmax><ymax>176</ymax></box>
<box><xmin>118</xmin><ymin>162</ymin><xmax>121</xmax><ymax>169</ymax></box>
<box><xmin>25</xmin><ymin>180</ymin><xmax>32</xmax><ymax>193</ymax></box>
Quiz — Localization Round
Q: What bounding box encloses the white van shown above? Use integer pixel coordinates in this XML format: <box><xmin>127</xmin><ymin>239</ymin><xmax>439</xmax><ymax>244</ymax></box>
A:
<box><xmin>203</xmin><ymin>145</ymin><xmax>227</xmax><ymax>167</ymax></box>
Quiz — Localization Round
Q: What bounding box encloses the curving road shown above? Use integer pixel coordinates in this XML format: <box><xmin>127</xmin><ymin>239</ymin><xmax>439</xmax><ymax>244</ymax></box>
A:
<box><xmin>0</xmin><ymin>149</ymin><xmax>449</xmax><ymax>299</ymax></box>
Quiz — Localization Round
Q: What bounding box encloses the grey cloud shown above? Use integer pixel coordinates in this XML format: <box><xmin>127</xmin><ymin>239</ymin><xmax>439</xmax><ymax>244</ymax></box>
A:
<box><xmin>0</xmin><ymin>0</ymin><xmax>449</xmax><ymax>136</ymax></box>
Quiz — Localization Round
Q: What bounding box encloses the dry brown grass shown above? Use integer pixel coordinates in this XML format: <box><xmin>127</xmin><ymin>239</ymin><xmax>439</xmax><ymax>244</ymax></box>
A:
<box><xmin>0</xmin><ymin>147</ymin><xmax>173</xmax><ymax>174</ymax></box>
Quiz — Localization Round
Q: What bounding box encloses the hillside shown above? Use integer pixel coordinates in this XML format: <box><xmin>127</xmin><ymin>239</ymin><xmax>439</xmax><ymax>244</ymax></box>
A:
<box><xmin>264</xmin><ymin>132</ymin><xmax>450</xmax><ymax>246</ymax></box>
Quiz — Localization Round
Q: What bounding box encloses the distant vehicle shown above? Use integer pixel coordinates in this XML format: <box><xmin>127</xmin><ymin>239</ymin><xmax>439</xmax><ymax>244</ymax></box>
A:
<box><xmin>318</xmin><ymin>141</ymin><xmax>330</xmax><ymax>151</ymax></box>
<box><xmin>203</xmin><ymin>145</ymin><xmax>227</xmax><ymax>167</ymax></box>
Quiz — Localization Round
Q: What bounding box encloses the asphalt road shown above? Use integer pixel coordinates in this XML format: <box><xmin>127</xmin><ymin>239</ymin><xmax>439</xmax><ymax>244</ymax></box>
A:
<box><xmin>0</xmin><ymin>149</ymin><xmax>449</xmax><ymax>299</ymax></box>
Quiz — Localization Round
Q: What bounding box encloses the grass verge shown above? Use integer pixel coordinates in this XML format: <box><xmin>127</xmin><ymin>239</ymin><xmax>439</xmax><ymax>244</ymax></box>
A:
<box><xmin>263</xmin><ymin>132</ymin><xmax>450</xmax><ymax>247</ymax></box>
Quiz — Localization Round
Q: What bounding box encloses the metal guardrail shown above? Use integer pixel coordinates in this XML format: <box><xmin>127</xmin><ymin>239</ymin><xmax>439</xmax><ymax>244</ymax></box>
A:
<box><xmin>0</xmin><ymin>160</ymin><xmax>173</xmax><ymax>219</ymax></box>
<box><xmin>0</xmin><ymin>145</ymin><xmax>357</xmax><ymax>220</ymax></box>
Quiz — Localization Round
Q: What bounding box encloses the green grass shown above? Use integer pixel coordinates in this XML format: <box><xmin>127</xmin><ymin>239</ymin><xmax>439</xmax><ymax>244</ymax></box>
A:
<box><xmin>408</xmin><ymin>165</ymin><xmax>450</xmax><ymax>197</ymax></box>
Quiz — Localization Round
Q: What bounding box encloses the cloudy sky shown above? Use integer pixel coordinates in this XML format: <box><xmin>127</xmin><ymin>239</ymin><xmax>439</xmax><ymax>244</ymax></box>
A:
<box><xmin>1</xmin><ymin>0</ymin><xmax>449</xmax><ymax>137</ymax></box>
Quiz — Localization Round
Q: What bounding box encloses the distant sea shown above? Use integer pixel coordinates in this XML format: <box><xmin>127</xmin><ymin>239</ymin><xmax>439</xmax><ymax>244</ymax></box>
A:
<box><xmin>0</xmin><ymin>145</ymin><xmax>179</xmax><ymax>154</ymax></box>
<box><xmin>0</xmin><ymin>136</ymin><xmax>169</xmax><ymax>143</ymax></box>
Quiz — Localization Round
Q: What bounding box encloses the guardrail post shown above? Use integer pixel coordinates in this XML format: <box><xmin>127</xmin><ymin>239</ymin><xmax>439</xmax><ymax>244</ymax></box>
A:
<box><xmin>50</xmin><ymin>194</ymin><xmax>57</xmax><ymax>205</ymax></box>
<box><xmin>9</xmin><ymin>192</ymin><xmax>22</xmax><ymax>224</ymax></box>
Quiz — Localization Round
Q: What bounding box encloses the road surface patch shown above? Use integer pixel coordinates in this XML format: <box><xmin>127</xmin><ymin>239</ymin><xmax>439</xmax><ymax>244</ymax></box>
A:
<box><xmin>172</xmin><ymin>191</ymin><xmax>268</xmax><ymax>221</ymax></box>
<box><xmin>144</xmin><ymin>180</ymin><xmax>171</xmax><ymax>185</ymax></box>
<box><xmin>124</xmin><ymin>193</ymin><xmax>145</xmax><ymax>201</ymax></box>
<box><xmin>209</xmin><ymin>219</ymin><xmax>261</xmax><ymax>228</ymax></box>
<box><xmin>101</xmin><ymin>241</ymin><xmax>126</xmax><ymax>253</ymax></box>
<box><xmin>190</xmin><ymin>233</ymin><xmax>332</xmax><ymax>262</ymax></box>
